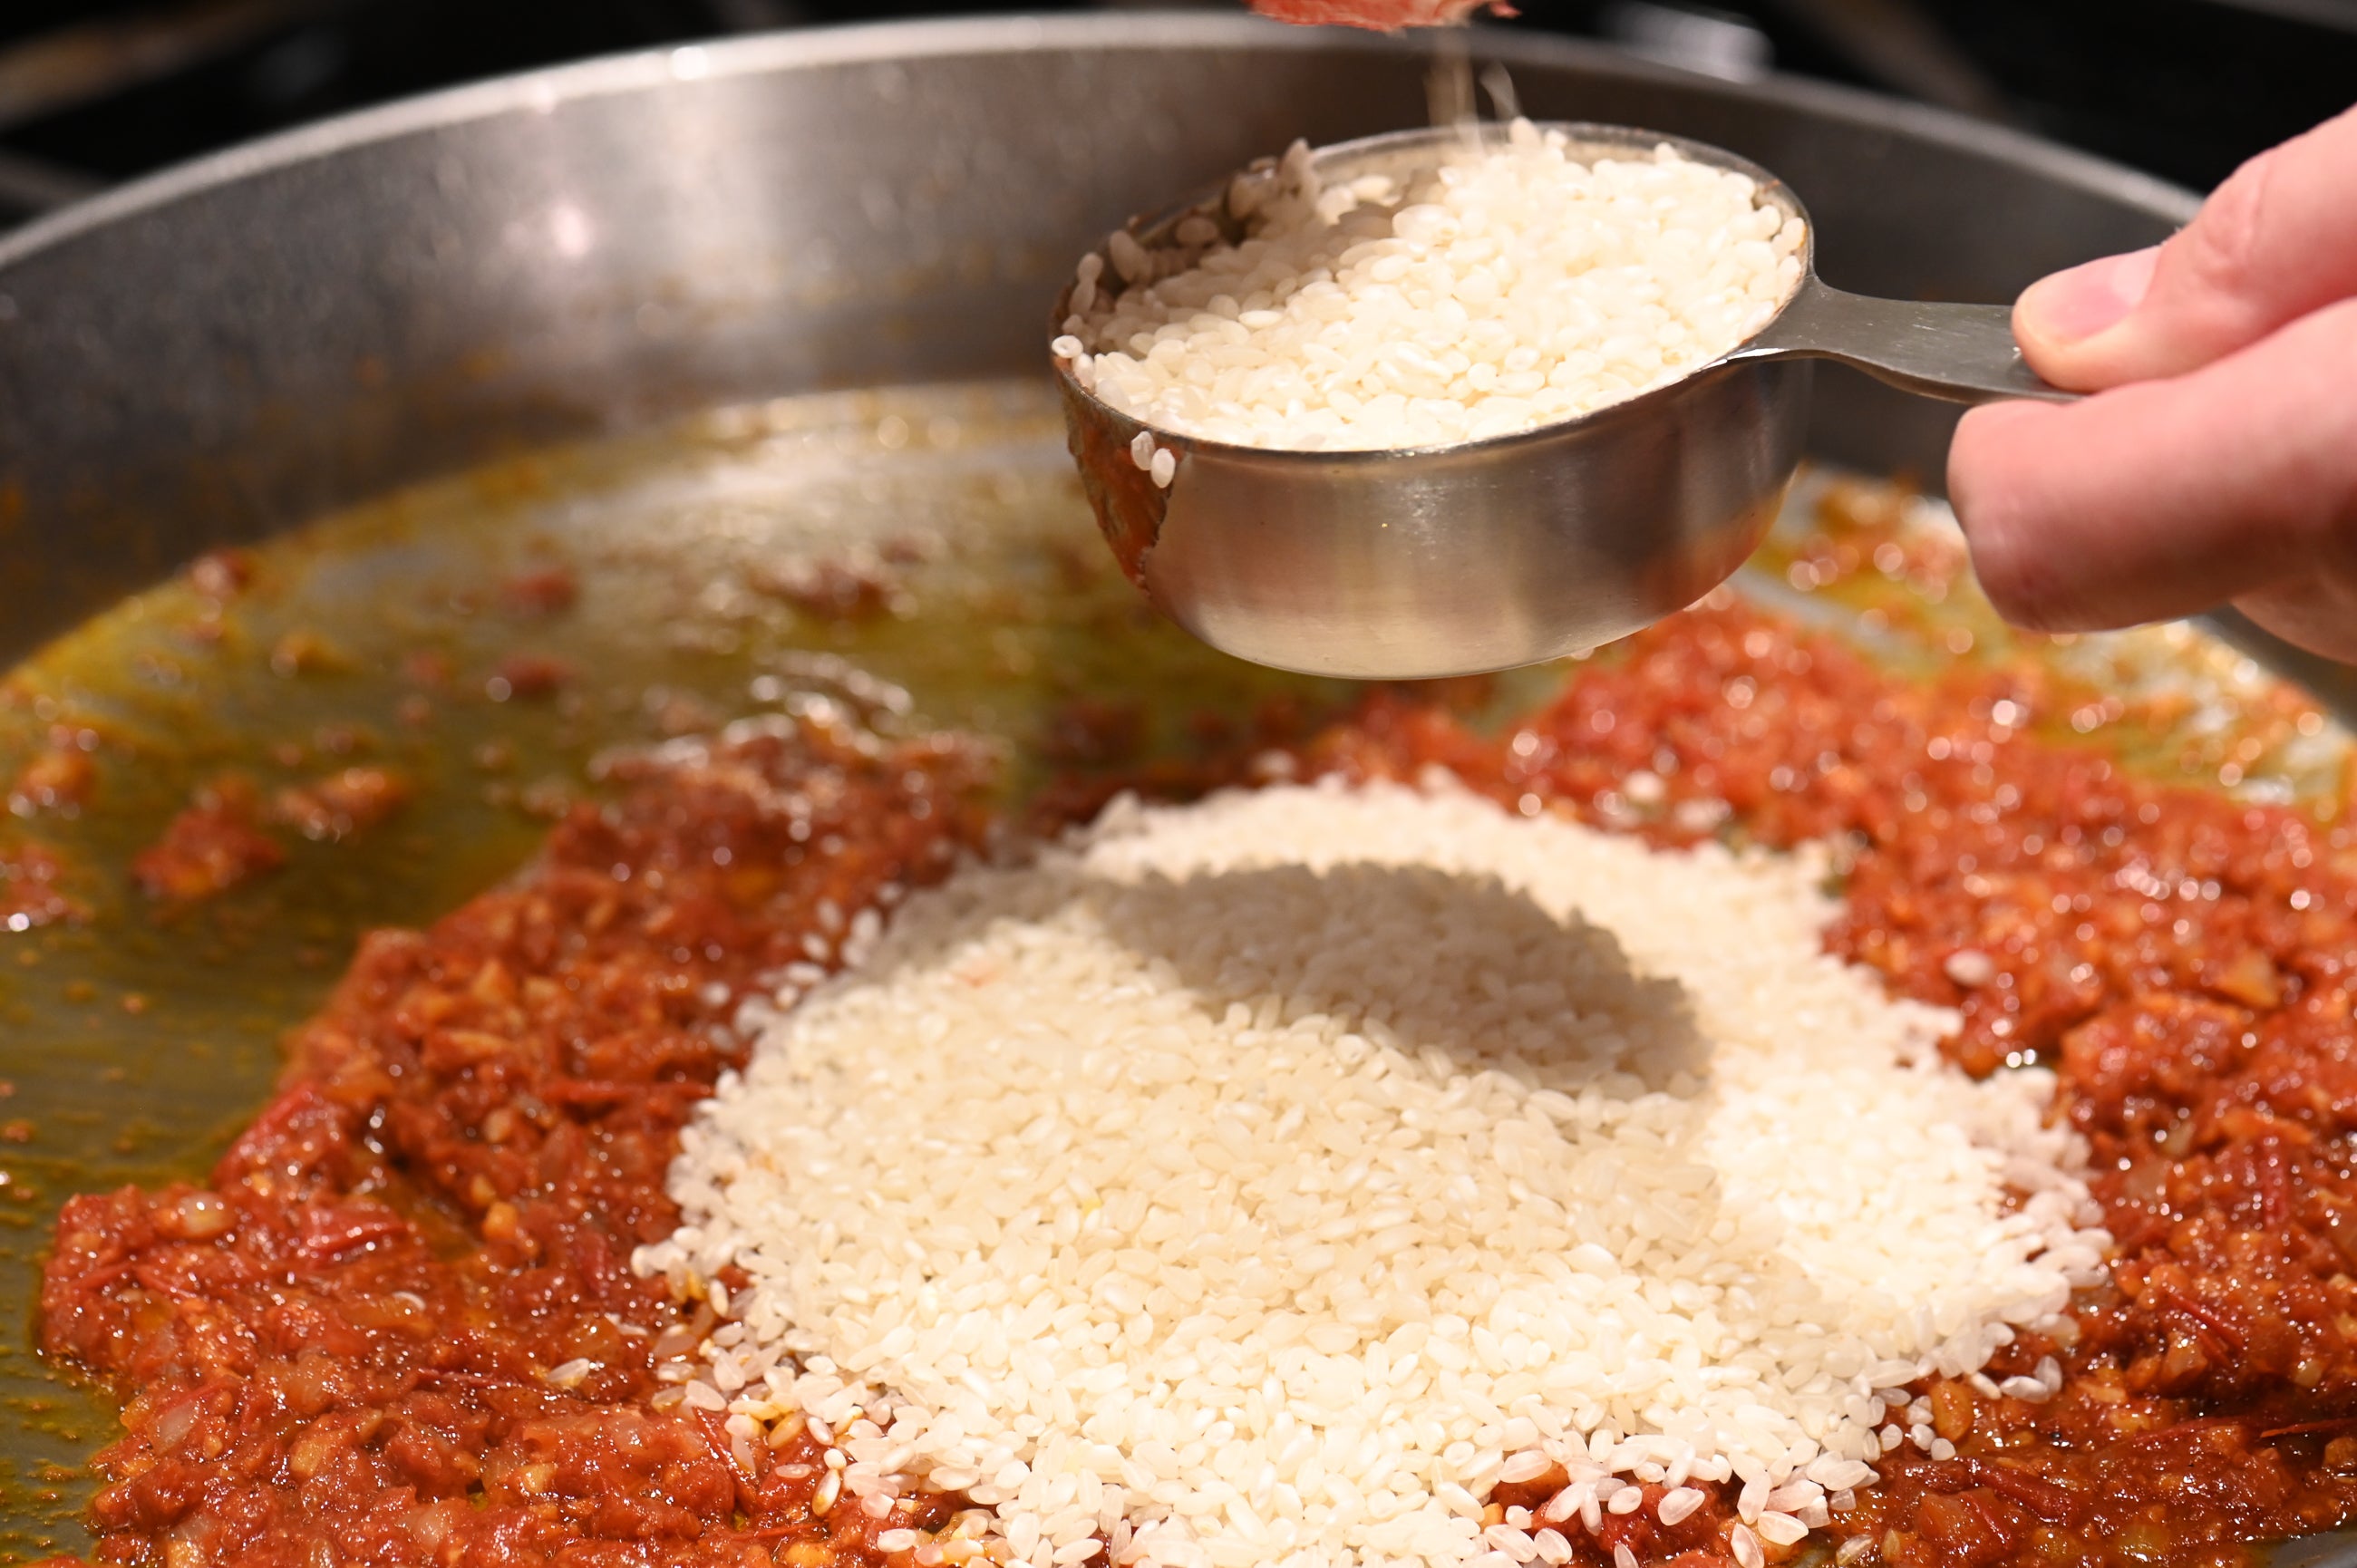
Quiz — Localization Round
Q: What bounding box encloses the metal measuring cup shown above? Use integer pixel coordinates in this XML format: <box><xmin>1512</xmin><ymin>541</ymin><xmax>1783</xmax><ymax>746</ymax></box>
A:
<box><xmin>1052</xmin><ymin>121</ymin><xmax>2072</xmax><ymax>682</ymax></box>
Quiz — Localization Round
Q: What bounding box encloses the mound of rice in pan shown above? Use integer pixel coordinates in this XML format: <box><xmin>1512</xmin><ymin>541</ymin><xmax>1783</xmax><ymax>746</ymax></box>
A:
<box><xmin>639</xmin><ymin>779</ymin><xmax>2105</xmax><ymax>1568</ymax></box>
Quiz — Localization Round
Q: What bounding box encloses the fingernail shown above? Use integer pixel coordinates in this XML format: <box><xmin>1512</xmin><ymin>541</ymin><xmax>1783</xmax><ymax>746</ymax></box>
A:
<box><xmin>2018</xmin><ymin>247</ymin><xmax>2159</xmax><ymax>344</ymax></box>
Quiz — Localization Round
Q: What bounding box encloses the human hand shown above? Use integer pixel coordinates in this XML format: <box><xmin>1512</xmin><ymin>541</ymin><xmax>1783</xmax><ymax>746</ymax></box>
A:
<box><xmin>1947</xmin><ymin>104</ymin><xmax>2357</xmax><ymax>661</ymax></box>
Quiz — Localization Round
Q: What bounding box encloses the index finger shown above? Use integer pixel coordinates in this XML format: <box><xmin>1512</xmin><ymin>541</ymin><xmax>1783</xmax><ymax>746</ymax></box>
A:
<box><xmin>1949</xmin><ymin>297</ymin><xmax>2357</xmax><ymax>635</ymax></box>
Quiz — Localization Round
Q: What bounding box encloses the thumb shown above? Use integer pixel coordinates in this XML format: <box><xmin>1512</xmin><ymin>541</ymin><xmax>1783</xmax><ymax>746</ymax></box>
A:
<box><xmin>2014</xmin><ymin>103</ymin><xmax>2357</xmax><ymax>392</ymax></box>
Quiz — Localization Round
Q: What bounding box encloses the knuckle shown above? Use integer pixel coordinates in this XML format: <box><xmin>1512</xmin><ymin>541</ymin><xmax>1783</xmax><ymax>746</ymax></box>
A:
<box><xmin>2315</xmin><ymin>294</ymin><xmax>2357</xmax><ymax>347</ymax></box>
<box><xmin>2288</xmin><ymin>300</ymin><xmax>2357</xmax><ymax>479</ymax></box>
<box><xmin>2171</xmin><ymin>147</ymin><xmax>2277</xmax><ymax>307</ymax></box>
<box><xmin>1947</xmin><ymin>412</ymin><xmax>2057</xmax><ymax>625</ymax></box>
<box><xmin>1972</xmin><ymin>543</ymin><xmax>2061</xmax><ymax>630</ymax></box>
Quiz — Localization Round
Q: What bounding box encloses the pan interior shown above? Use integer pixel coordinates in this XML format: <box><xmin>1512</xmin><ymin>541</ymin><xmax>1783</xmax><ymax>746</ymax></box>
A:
<box><xmin>0</xmin><ymin>376</ymin><xmax>2345</xmax><ymax>1561</ymax></box>
<box><xmin>0</xmin><ymin>379</ymin><xmax>1374</xmax><ymax>1556</ymax></box>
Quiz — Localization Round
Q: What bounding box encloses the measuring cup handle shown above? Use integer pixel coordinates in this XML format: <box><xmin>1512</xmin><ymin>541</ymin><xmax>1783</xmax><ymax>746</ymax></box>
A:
<box><xmin>1736</xmin><ymin>276</ymin><xmax>2078</xmax><ymax>405</ymax></box>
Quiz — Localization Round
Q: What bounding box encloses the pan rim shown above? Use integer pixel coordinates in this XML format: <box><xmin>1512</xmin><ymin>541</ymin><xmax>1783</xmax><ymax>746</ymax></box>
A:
<box><xmin>0</xmin><ymin>12</ymin><xmax>2198</xmax><ymax>282</ymax></box>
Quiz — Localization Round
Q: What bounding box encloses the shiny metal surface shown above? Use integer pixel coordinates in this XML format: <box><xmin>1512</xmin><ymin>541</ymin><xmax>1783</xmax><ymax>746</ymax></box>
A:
<box><xmin>0</xmin><ymin>14</ymin><xmax>2205</xmax><ymax>670</ymax></box>
<box><xmin>1054</xmin><ymin>120</ymin><xmax>2072</xmax><ymax>680</ymax></box>
<box><xmin>0</xmin><ymin>15</ymin><xmax>2352</xmax><ymax>1564</ymax></box>
<box><xmin>1741</xmin><ymin>275</ymin><xmax>2068</xmax><ymax>402</ymax></box>
<box><xmin>1063</xmin><ymin>350</ymin><xmax>1807</xmax><ymax>681</ymax></box>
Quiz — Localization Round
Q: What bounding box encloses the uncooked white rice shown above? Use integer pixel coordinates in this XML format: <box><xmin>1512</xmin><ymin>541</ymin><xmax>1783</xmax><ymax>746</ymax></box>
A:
<box><xmin>1054</xmin><ymin>120</ymin><xmax>1805</xmax><ymax>453</ymax></box>
<box><xmin>639</xmin><ymin>779</ymin><xmax>2109</xmax><ymax>1568</ymax></box>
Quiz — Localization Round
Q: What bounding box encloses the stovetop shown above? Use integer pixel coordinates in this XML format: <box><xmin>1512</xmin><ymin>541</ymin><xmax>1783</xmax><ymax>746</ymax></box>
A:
<box><xmin>0</xmin><ymin>0</ymin><xmax>2351</xmax><ymax>230</ymax></box>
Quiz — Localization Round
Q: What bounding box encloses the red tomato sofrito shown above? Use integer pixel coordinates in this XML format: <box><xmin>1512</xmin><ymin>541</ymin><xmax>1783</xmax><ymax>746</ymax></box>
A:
<box><xmin>40</xmin><ymin>595</ymin><xmax>2357</xmax><ymax>1568</ymax></box>
<box><xmin>44</xmin><ymin>717</ymin><xmax>992</xmax><ymax>1568</ymax></box>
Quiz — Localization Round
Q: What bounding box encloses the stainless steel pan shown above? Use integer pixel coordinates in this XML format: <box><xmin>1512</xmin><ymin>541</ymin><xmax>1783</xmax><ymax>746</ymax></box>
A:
<box><xmin>6</xmin><ymin>15</ymin><xmax>2341</xmax><ymax>706</ymax></box>
<box><xmin>0</xmin><ymin>14</ymin><xmax>2204</xmax><ymax>659</ymax></box>
<box><xmin>1</xmin><ymin>16</ymin><xmax>2352</xmax><ymax>1563</ymax></box>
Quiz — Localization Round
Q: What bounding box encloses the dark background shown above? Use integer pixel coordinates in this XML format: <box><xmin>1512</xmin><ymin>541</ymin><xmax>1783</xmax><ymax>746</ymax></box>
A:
<box><xmin>0</xmin><ymin>0</ymin><xmax>2351</xmax><ymax>229</ymax></box>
